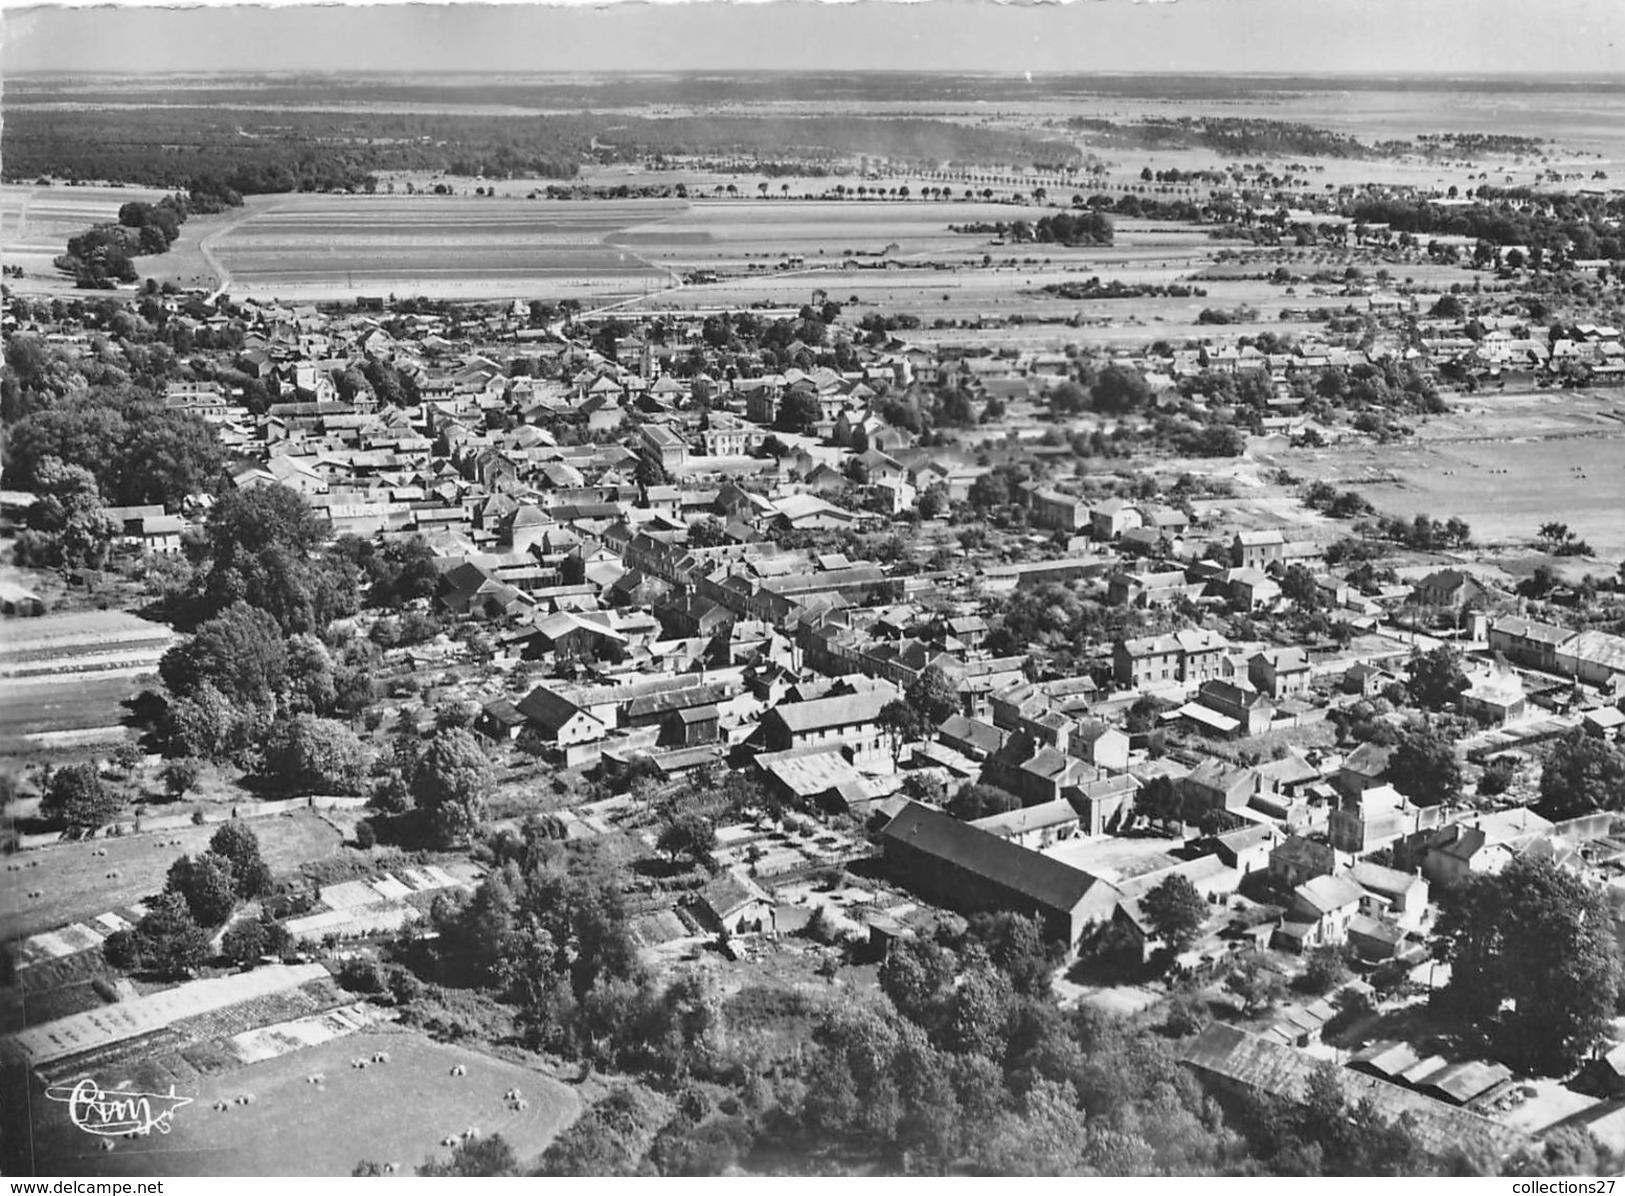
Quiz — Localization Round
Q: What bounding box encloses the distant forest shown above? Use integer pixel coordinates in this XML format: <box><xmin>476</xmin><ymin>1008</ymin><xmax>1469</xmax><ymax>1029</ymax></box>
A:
<box><xmin>0</xmin><ymin>105</ymin><xmax>1082</xmax><ymax>193</ymax></box>
<box><xmin>1064</xmin><ymin>117</ymin><xmax>1546</xmax><ymax>161</ymax></box>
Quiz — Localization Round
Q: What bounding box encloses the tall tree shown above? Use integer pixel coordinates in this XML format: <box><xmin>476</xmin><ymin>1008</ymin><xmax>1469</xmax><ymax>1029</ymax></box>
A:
<box><xmin>159</xmin><ymin>600</ymin><xmax>288</xmax><ymax>707</ymax></box>
<box><xmin>1141</xmin><ymin>874</ymin><xmax>1207</xmax><ymax>952</ymax></box>
<box><xmin>197</xmin><ymin>484</ymin><xmax>354</xmax><ymax>633</ymax></box>
<box><xmin>25</xmin><ymin>456</ymin><xmax>116</xmax><ymax>570</ymax></box>
<box><xmin>947</xmin><ymin>783</ymin><xmax>1020</xmax><ymax>822</ymax></box>
<box><xmin>1433</xmin><ymin>854</ymin><xmax>1620</xmax><ymax>1075</ymax></box>
<box><xmin>411</xmin><ymin>727</ymin><xmax>494</xmax><ymax>846</ymax></box>
<box><xmin>1407</xmin><ymin>646</ymin><xmax>1468</xmax><ymax>711</ymax></box>
<box><xmin>209</xmin><ymin>819</ymin><xmax>272</xmax><ymax>897</ymax></box>
<box><xmin>166</xmin><ymin>851</ymin><xmax>238</xmax><ymax>926</ymax></box>
<box><xmin>1089</xmin><ymin>363</ymin><xmax>1153</xmax><ymax>414</ymax></box>
<box><xmin>113</xmin><ymin>405</ymin><xmax>223</xmax><ymax>506</ymax></box>
<box><xmin>5</xmin><ymin>406</ymin><xmax>128</xmax><ymax>493</ymax></box>
<box><xmin>262</xmin><ymin>714</ymin><xmax>370</xmax><ymax>796</ymax></box>
<box><xmin>879</xmin><ymin>698</ymin><xmax>927</xmax><ymax>761</ymax></box>
<box><xmin>1387</xmin><ymin>720</ymin><xmax>1463</xmax><ymax>807</ymax></box>
<box><xmin>656</xmin><ymin>811</ymin><xmax>718</xmax><ymax>870</ymax></box>
<box><xmin>906</xmin><ymin>665</ymin><xmax>960</xmax><ymax>726</ymax></box>
<box><xmin>1539</xmin><ymin>730</ymin><xmax>1625</xmax><ymax>820</ymax></box>
<box><xmin>776</xmin><ymin>390</ymin><xmax>822</xmax><ymax>434</ymax></box>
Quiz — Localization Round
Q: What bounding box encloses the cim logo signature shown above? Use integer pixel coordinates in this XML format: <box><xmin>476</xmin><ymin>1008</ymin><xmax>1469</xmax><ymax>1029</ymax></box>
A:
<box><xmin>45</xmin><ymin>1079</ymin><xmax>193</xmax><ymax>1138</ymax></box>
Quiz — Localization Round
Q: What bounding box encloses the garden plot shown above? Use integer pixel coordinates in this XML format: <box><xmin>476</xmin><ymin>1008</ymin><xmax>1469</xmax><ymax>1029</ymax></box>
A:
<box><xmin>283</xmin><ymin>865</ymin><xmax>481</xmax><ymax>942</ymax></box>
<box><xmin>227</xmin><ymin>1002</ymin><xmax>390</xmax><ymax>1065</ymax></box>
<box><xmin>2</xmin><ymin>963</ymin><xmax>329</xmax><ymax>1068</ymax></box>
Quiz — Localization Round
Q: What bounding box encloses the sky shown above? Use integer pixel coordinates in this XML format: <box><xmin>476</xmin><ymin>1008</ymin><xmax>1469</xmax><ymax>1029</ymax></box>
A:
<box><xmin>4</xmin><ymin>0</ymin><xmax>1625</xmax><ymax>78</ymax></box>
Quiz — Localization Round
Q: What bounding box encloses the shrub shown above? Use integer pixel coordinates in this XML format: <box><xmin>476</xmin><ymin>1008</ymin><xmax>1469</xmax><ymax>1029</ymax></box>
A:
<box><xmin>339</xmin><ymin>956</ymin><xmax>386</xmax><ymax>994</ymax></box>
<box><xmin>162</xmin><ymin>757</ymin><xmax>202</xmax><ymax>800</ymax></box>
<box><xmin>41</xmin><ymin>763</ymin><xmax>123</xmax><ymax>832</ymax></box>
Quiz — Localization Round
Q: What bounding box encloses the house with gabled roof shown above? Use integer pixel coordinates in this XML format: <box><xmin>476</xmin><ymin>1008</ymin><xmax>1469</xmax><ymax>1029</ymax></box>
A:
<box><xmin>1231</xmin><ymin>529</ymin><xmax>1285</xmax><ymax>569</ymax></box>
<box><xmin>694</xmin><ymin>872</ymin><xmax>774</xmax><ymax>936</ymax></box>
<box><xmin>760</xmin><ymin>686</ymin><xmax>897</xmax><ymax>762</ymax></box>
<box><xmin>1270</xmin><ymin>834</ymin><xmax>1336</xmax><ymax>888</ymax></box>
<box><xmin>1411</xmin><ymin>568</ymin><xmax>1490</xmax><ymax>610</ymax></box>
<box><xmin>1249</xmin><ymin>648</ymin><xmax>1312</xmax><ymax>699</ymax></box>
<box><xmin>1287</xmin><ymin>873</ymin><xmax>1366</xmax><ymax>947</ymax></box>
<box><xmin>1183</xmin><ymin>757</ymin><xmax>1261</xmax><ymax>812</ymax></box>
<box><xmin>1488</xmin><ymin>615</ymin><xmax>1575</xmax><ymax>673</ymax></box>
<box><xmin>516</xmin><ymin>686</ymin><xmax>608</xmax><ymax>746</ymax></box>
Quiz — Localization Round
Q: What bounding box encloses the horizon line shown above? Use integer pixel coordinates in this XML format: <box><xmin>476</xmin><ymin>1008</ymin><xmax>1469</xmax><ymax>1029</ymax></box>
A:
<box><xmin>10</xmin><ymin>66</ymin><xmax>1625</xmax><ymax>79</ymax></box>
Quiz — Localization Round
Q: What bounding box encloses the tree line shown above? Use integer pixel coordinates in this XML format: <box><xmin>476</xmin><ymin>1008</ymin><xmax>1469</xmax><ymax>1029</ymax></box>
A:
<box><xmin>4</xmin><ymin>106</ymin><xmax>1083</xmax><ymax>195</ymax></box>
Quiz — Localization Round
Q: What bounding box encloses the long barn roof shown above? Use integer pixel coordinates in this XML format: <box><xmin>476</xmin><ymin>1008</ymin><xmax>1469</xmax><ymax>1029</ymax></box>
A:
<box><xmin>879</xmin><ymin>801</ymin><xmax>1104</xmax><ymax>914</ymax></box>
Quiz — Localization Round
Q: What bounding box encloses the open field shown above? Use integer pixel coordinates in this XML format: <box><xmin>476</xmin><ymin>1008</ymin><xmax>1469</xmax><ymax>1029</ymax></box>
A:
<box><xmin>3</xmin><ymin>180</ymin><xmax>1484</xmax><ymax>314</ymax></box>
<box><xmin>208</xmin><ymin>196</ymin><xmax>677</xmax><ymax>292</ymax></box>
<box><xmin>0</xmin><ymin>610</ymin><xmax>174</xmax><ymax>677</ymax></box>
<box><xmin>2</xmin><ymin>811</ymin><xmax>346</xmax><ymax>944</ymax></box>
<box><xmin>0</xmin><ymin>610</ymin><xmax>177</xmax><ymax>757</ymax></box>
<box><xmin>141</xmin><ymin>194</ymin><xmax>682</xmax><ymax>301</ymax></box>
<box><xmin>0</xmin><ymin>674</ymin><xmax>148</xmax><ymax>758</ymax></box>
<box><xmin>1265</xmin><ymin>391</ymin><xmax>1625</xmax><ymax>558</ymax></box>
<box><xmin>24</xmin><ymin>1029</ymin><xmax>580</xmax><ymax>1177</ymax></box>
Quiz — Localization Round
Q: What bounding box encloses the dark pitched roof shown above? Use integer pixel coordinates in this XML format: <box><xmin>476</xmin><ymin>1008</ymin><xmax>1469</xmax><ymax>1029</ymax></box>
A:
<box><xmin>697</xmin><ymin>873</ymin><xmax>769</xmax><ymax>921</ymax></box>
<box><xmin>627</xmin><ymin>681</ymin><xmax>733</xmax><ymax>720</ymax></box>
<box><xmin>517</xmin><ymin>686</ymin><xmax>591</xmax><ymax>732</ymax></box>
<box><xmin>879</xmin><ymin>801</ymin><xmax>1102</xmax><ymax>914</ymax></box>
<box><xmin>1182</xmin><ymin>1024</ymin><xmax>1524</xmax><ymax>1161</ymax></box>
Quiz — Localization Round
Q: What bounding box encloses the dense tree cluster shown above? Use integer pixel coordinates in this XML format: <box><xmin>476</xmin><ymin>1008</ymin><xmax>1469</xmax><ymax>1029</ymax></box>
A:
<box><xmin>39</xmin><ymin>762</ymin><xmax>123</xmax><ymax>832</ymax></box>
<box><xmin>52</xmin><ymin>193</ymin><xmax>217</xmax><ymax>288</ymax></box>
<box><xmin>7</xmin><ymin>399</ymin><xmax>222</xmax><ymax>507</ymax></box>
<box><xmin>1347</xmin><ymin>194</ymin><xmax>1625</xmax><ymax>260</ymax></box>
<box><xmin>983</xmin><ymin>581</ymin><xmax>1168</xmax><ymax>674</ymax></box>
<box><xmin>1386</xmin><ymin>718</ymin><xmax>1464</xmax><ymax>806</ymax></box>
<box><xmin>1538</xmin><ymin>730</ymin><xmax>1625</xmax><ymax>820</ymax></box>
<box><xmin>104</xmin><ymin>823</ymin><xmax>274</xmax><ymax>977</ymax></box>
<box><xmin>1405</xmin><ymin>647</ymin><xmax>1470</xmax><ymax>712</ymax></box>
<box><xmin>1071</xmin><ymin>116</ymin><xmax>1386</xmax><ymax>160</ymax></box>
<box><xmin>101</xmin><ymin>892</ymin><xmax>210</xmax><ymax>978</ymax></box>
<box><xmin>949</xmin><ymin>211</ymin><xmax>1114</xmax><ymax>246</ymax></box>
<box><xmin>187</xmin><ymin>485</ymin><xmax>358</xmax><ymax>634</ymax></box>
<box><xmin>262</xmin><ymin>714</ymin><xmax>371</xmax><ymax>796</ymax></box>
<box><xmin>1432</xmin><ymin>854</ymin><xmax>1621</xmax><ymax>1075</ymax></box>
